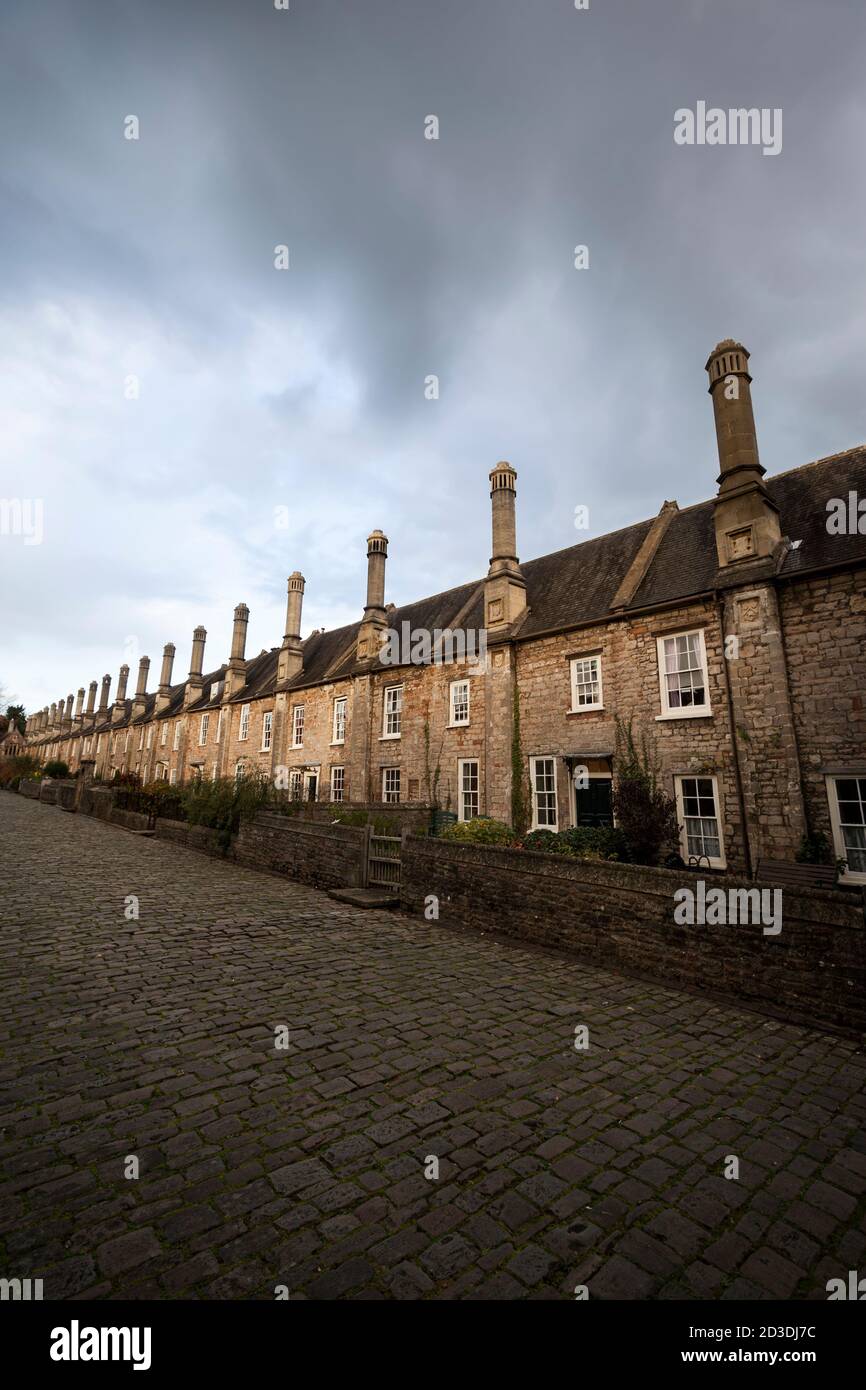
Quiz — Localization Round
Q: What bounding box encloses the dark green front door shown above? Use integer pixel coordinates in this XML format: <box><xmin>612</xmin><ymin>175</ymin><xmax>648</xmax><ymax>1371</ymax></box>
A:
<box><xmin>574</xmin><ymin>778</ymin><xmax>613</xmax><ymax>827</ymax></box>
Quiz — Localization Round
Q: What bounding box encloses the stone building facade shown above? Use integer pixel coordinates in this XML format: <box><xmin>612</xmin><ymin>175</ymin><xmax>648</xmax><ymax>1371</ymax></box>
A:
<box><xmin>24</xmin><ymin>341</ymin><xmax>866</xmax><ymax>883</ymax></box>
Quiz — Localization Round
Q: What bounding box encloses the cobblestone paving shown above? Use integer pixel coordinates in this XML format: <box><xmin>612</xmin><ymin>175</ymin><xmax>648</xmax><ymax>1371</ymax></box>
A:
<box><xmin>1</xmin><ymin>793</ymin><xmax>865</xmax><ymax>1301</ymax></box>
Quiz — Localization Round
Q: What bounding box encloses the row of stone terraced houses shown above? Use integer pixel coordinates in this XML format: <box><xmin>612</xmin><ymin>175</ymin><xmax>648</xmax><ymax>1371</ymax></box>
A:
<box><xmin>23</xmin><ymin>341</ymin><xmax>866</xmax><ymax>883</ymax></box>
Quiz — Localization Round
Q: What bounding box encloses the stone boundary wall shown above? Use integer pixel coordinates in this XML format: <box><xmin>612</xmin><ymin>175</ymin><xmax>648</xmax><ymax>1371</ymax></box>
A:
<box><xmin>235</xmin><ymin>811</ymin><xmax>367</xmax><ymax>890</ymax></box>
<box><xmin>109</xmin><ymin>807</ymin><xmax>152</xmax><ymax>833</ymax></box>
<box><xmin>154</xmin><ymin>818</ymin><xmax>227</xmax><ymax>858</ymax></box>
<box><xmin>400</xmin><ymin>838</ymin><xmax>866</xmax><ymax>1037</ymax></box>
<box><xmin>18</xmin><ymin>779</ymin><xmax>41</xmax><ymax>800</ymax></box>
<box><xmin>80</xmin><ymin>787</ymin><xmax>117</xmax><ymax>821</ymax></box>
<box><xmin>296</xmin><ymin>801</ymin><xmax>430</xmax><ymax>834</ymax></box>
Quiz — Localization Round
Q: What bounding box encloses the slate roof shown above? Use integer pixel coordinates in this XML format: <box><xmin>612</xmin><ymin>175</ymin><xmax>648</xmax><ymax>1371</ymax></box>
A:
<box><xmin>630</xmin><ymin>446</ymin><xmax>866</xmax><ymax>610</ymax></box>
<box><xmin>36</xmin><ymin>446</ymin><xmax>866</xmax><ymax>732</ymax></box>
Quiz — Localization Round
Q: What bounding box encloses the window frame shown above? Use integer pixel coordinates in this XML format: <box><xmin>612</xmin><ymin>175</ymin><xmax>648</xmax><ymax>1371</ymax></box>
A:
<box><xmin>656</xmin><ymin>628</ymin><xmax>712</xmax><ymax>720</ymax></box>
<box><xmin>199</xmin><ymin>712</ymin><xmax>209</xmax><ymax>746</ymax></box>
<box><xmin>458</xmin><ymin>758</ymin><xmax>480</xmax><ymax>822</ymax></box>
<box><xmin>530</xmin><ymin>755</ymin><xmax>558</xmax><ymax>831</ymax></box>
<box><xmin>261</xmin><ymin>710</ymin><xmax>273</xmax><ymax>752</ymax></box>
<box><xmin>382</xmin><ymin>767</ymin><xmax>401</xmax><ymax>803</ymax></box>
<box><xmin>382</xmin><ymin>685</ymin><xmax>403</xmax><ymax>739</ymax></box>
<box><xmin>826</xmin><ymin>774</ymin><xmax>866</xmax><ymax>884</ymax></box>
<box><xmin>330</xmin><ymin>765</ymin><xmax>345</xmax><ymax>802</ymax></box>
<box><xmin>569</xmin><ymin>653</ymin><xmax>604</xmax><ymax>713</ymax></box>
<box><xmin>449</xmin><ymin>679</ymin><xmax>470</xmax><ymax>727</ymax></box>
<box><xmin>173</xmin><ymin>721</ymin><xmax>182</xmax><ymax>751</ymax></box>
<box><xmin>291</xmin><ymin>704</ymin><xmax>305</xmax><ymax>749</ymax></box>
<box><xmin>332</xmin><ymin>696</ymin><xmax>347</xmax><ymax>745</ymax></box>
<box><xmin>674</xmin><ymin>773</ymin><xmax>726</xmax><ymax>870</ymax></box>
<box><xmin>239</xmin><ymin>705</ymin><xmax>250</xmax><ymax>742</ymax></box>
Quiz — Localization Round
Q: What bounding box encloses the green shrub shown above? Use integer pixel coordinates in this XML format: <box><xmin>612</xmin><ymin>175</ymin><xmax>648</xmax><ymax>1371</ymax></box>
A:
<box><xmin>0</xmin><ymin>755</ymin><xmax>42</xmax><ymax>788</ymax></box>
<box><xmin>43</xmin><ymin>759</ymin><xmax>70</xmax><ymax>779</ymax></box>
<box><xmin>182</xmin><ymin>772</ymin><xmax>275</xmax><ymax>851</ymax></box>
<box><xmin>795</xmin><ymin>831</ymin><xmax>832</xmax><ymax>865</ymax></box>
<box><xmin>522</xmin><ymin>829</ymin><xmax>566</xmax><ymax>854</ymax></box>
<box><xmin>439</xmin><ymin>817</ymin><xmax>515</xmax><ymax>846</ymax></box>
<box><xmin>611</xmin><ymin>717</ymin><xmax>680</xmax><ymax>866</ymax></box>
<box><xmin>558</xmin><ymin>825</ymin><xmax>630</xmax><ymax>861</ymax></box>
<box><xmin>520</xmin><ymin>825</ymin><xmax>629</xmax><ymax>860</ymax></box>
<box><xmin>119</xmin><ymin>782</ymin><xmax>186</xmax><ymax>820</ymax></box>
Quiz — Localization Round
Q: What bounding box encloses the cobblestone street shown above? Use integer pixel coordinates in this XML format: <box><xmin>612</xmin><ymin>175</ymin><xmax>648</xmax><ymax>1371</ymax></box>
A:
<box><xmin>1</xmin><ymin>792</ymin><xmax>864</xmax><ymax>1301</ymax></box>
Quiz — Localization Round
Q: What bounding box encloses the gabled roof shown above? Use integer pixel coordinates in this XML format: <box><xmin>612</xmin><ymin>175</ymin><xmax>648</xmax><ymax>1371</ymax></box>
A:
<box><xmin>627</xmin><ymin>445</ymin><xmax>866</xmax><ymax>610</ymax></box>
<box><xmin>34</xmin><ymin>446</ymin><xmax>866</xmax><ymax>727</ymax></box>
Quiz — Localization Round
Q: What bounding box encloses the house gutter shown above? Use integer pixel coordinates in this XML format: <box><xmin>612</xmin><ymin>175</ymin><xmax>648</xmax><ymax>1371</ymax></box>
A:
<box><xmin>714</xmin><ymin>590</ymin><xmax>753</xmax><ymax>880</ymax></box>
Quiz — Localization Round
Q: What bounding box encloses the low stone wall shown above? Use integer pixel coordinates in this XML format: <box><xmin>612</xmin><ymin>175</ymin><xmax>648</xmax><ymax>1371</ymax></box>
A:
<box><xmin>400</xmin><ymin>838</ymin><xmax>866</xmax><ymax>1037</ymax></box>
<box><xmin>298</xmin><ymin>801</ymin><xmax>430</xmax><ymax>834</ymax></box>
<box><xmin>154</xmin><ymin>818</ymin><xmax>227</xmax><ymax>857</ymax></box>
<box><xmin>18</xmin><ymin>778</ymin><xmax>42</xmax><ymax>800</ymax></box>
<box><xmin>80</xmin><ymin>787</ymin><xmax>116</xmax><ymax>820</ymax></box>
<box><xmin>56</xmin><ymin>781</ymin><xmax>78</xmax><ymax>812</ymax></box>
<box><xmin>108</xmin><ymin>807</ymin><xmax>152</xmax><ymax>833</ymax></box>
<box><xmin>235</xmin><ymin>811</ymin><xmax>367</xmax><ymax>889</ymax></box>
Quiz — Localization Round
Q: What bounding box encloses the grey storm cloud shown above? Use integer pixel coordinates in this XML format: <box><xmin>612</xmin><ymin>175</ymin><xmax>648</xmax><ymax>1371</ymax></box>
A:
<box><xmin>1</xmin><ymin>0</ymin><xmax>865</xmax><ymax>711</ymax></box>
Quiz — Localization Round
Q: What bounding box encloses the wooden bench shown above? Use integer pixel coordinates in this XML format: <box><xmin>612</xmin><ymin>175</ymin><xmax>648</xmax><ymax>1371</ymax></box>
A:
<box><xmin>756</xmin><ymin>859</ymin><xmax>838</xmax><ymax>889</ymax></box>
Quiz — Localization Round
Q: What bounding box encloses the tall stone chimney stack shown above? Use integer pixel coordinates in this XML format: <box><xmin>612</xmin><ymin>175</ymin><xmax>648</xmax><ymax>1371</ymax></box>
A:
<box><xmin>357</xmin><ymin>532</ymin><xmax>389</xmax><ymax>662</ymax></box>
<box><xmin>112</xmin><ymin>664</ymin><xmax>129</xmax><ymax>724</ymax></box>
<box><xmin>74</xmin><ymin>688</ymin><xmax>85</xmax><ymax>724</ymax></box>
<box><xmin>277</xmin><ymin>573</ymin><xmax>305</xmax><ymax>685</ymax></box>
<box><xmin>49</xmin><ymin>702</ymin><xmax>57</xmax><ymax>733</ymax></box>
<box><xmin>184</xmin><ymin>626</ymin><xmax>207</xmax><ymax>708</ymax></box>
<box><xmin>484</xmin><ymin>461</ymin><xmax>527</xmax><ymax>630</ymax></box>
<box><xmin>98</xmin><ymin>674</ymin><xmax>111</xmax><ymax>715</ymax></box>
<box><xmin>62</xmin><ymin>693</ymin><xmax>74</xmax><ymax>732</ymax></box>
<box><xmin>705</xmin><ymin>340</ymin><xmax>781</xmax><ymax>570</ymax></box>
<box><xmin>224</xmin><ymin>605</ymin><xmax>249</xmax><ymax>698</ymax></box>
<box><xmin>156</xmin><ymin>643</ymin><xmax>175</xmax><ymax>713</ymax></box>
<box><xmin>190</xmin><ymin>627</ymin><xmax>207</xmax><ymax>677</ymax></box>
<box><xmin>85</xmin><ymin>681</ymin><xmax>97</xmax><ymax>726</ymax></box>
<box><xmin>365</xmin><ymin>531</ymin><xmax>388</xmax><ymax>614</ymax></box>
<box><xmin>132</xmin><ymin>656</ymin><xmax>150</xmax><ymax>719</ymax></box>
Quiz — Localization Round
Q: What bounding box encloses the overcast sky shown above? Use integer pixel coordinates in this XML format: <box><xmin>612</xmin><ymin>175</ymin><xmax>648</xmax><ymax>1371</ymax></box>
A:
<box><xmin>2</xmin><ymin>0</ymin><xmax>865</xmax><ymax>714</ymax></box>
